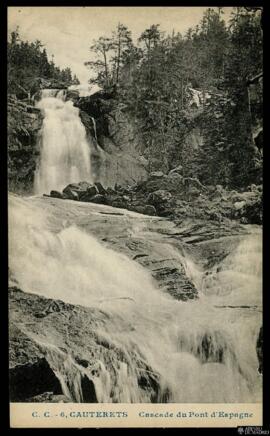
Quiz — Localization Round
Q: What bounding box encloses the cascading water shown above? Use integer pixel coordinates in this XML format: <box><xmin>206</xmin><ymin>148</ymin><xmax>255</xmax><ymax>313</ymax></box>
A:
<box><xmin>34</xmin><ymin>89</ymin><xmax>92</xmax><ymax>194</ymax></box>
<box><xmin>90</xmin><ymin>116</ymin><xmax>98</xmax><ymax>142</ymax></box>
<box><xmin>9</xmin><ymin>194</ymin><xmax>262</xmax><ymax>403</ymax></box>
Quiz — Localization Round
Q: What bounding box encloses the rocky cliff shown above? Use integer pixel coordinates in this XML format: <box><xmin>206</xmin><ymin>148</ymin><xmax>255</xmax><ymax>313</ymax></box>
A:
<box><xmin>7</xmin><ymin>90</ymin><xmax>149</xmax><ymax>194</ymax></box>
<box><xmin>8</xmin><ymin>96</ymin><xmax>43</xmax><ymax>193</ymax></box>
<box><xmin>75</xmin><ymin>92</ymin><xmax>148</xmax><ymax>188</ymax></box>
<box><xmin>75</xmin><ymin>85</ymin><xmax>262</xmax><ymax>189</ymax></box>
<box><xmin>74</xmin><ymin>89</ymin><xmax>207</xmax><ymax>186</ymax></box>
<box><xmin>7</xmin><ymin>83</ymin><xmax>262</xmax><ymax>196</ymax></box>
<box><xmin>9</xmin><ymin>286</ymin><xmax>163</xmax><ymax>403</ymax></box>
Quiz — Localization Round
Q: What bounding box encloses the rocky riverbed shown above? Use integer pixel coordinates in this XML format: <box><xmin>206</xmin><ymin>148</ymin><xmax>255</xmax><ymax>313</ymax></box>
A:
<box><xmin>47</xmin><ymin>169</ymin><xmax>262</xmax><ymax>225</ymax></box>
<box><xmin>9</xmin><ymin>194</ymin><xmax>262</xmax><ymax>403</ymax></box>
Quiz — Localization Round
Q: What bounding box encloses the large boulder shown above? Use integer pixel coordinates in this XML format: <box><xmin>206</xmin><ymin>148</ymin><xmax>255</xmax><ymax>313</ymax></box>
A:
<box><xmin>50</xmin><ymin>190</ymin><xmax>63</xmax><ymax>199</ymax></box>
<box><xmin>107</xmin><ymin>187</ymin><xmax>117</xmax><ymax>196</ymax></box>
<box><xmin>76</xmin><ymin>184</ymin><xmax>98</xmax><ymax>201</ymax></box>
<box><xmin>63</xmin><ymin>183</ymin><xmax>80</xmax><ymax>193</ymax></box>
<box><xmin>88</xmin><ymin>194</ymin><xmax>107</xmax><ymax>205</ymax></box>
<box><xmin>148</xmin><ymin>190</ymin><xmax>172</xmax><ymax>206</ymax></box>
<box><xmin>62</xmin><ymin>187</ymin><xmax>79</xmax><ymax>201</ymax></box>
<box><xmin>78</xmin><ymin>181</ymin><xmax>93</xmax><ymax>191</ymax></box>
<box><xmin>111</xmin><ymin>197</ymin><xmax>128</xmax><ymax>209</ymax></box>
<box><xmin>63</xmin><ymin>182</ymin><xmax>94</xmax><ymax>200</ymax></box>
<box><xmin>86</xmin><ymin>185</ymin><xmax>99</xmax><ymax>197</ymax></box>
<box><xmin>94</xmin><ymin>182</ymin><xmax>107</xmax><ymax>195</ymax></box>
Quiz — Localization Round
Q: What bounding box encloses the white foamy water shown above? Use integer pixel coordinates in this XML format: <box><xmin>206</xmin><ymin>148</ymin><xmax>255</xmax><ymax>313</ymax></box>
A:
<box><xmin>9</xmin><ymin>194</ymin><xmax>262</xmax><ymax>403</ymax></box>
<box><xmin>34</xmin><ymin>89</ymin><xmax>92</xmax><ymax>194</ymax></box>
<box><xmin>200</xmin><ymin>234</ymin><xmax>262</xmax><ymax>307</ymax></box>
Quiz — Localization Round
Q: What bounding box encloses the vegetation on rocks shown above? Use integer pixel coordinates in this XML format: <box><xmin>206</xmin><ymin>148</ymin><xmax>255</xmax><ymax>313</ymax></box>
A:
<box><xmin>84</xmin><ymin>7</ymin><xmax>263</xmax><ymax>190</ymax></box>
<box><xmin>48</xmin><ymin>169</ymin><xmax>262</xmax><ymax>225</ymax></box>
<box><xmin>8</xmin><ymin>27</ymin><xmax>80</xmax><ymax>98</ymax></box>
<box><xmin>8</xmin><ymin>96</ymin><xmax>43</xmax><ymax>192</ymax></box>
<box><xmin>7</xmin><ymin>8</ymin><xmax>263</xmax><ymax>199</ymax></box>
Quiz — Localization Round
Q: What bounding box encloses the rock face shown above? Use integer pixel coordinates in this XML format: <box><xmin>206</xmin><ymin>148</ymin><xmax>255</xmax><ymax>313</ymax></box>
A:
<box><xmin>8</xmin><ymin>83</ymin><xmax>262</xmax><ymax>196</ymax></box>
<box><xmin>9</xmin><ymin>193</ymin><xmax>262</xmax><ymax>403</ymax></box>
<box><xmin>50</xmin><ymin>190</ymin><xmax>63</xmax><ymax>199</ymax></box>
<box><xmin>8</xmin><ymin>96</ymin><xmax>43</xmax><ymax>193</ymax></box>
<box><xmin>75</xmin><ymin>92</ymin><xmax>148</xmax><ymax>187</ymax></box>
<box><xmin>9</xmin><ymin>287</ymin><xmax>163</xmax><ymax>403</ymax></box>
<box><xmin>16</xmin><ymin>194</ymin><xmax>254</xmax><ymax>304</ymax></box>
<box><xmin>75</xmin><ymin>90</ymin><xmax>213</xmax><ymax>186</ymax></box>
<box><xmin>8</xmin><ymin>90</ymin><xmax>148</xmax><ymax>195</ymax></box>
<box><xmin>63</xmin><ymin>182</ymin><xmax>97</xmax><ymax>201</ymax></box>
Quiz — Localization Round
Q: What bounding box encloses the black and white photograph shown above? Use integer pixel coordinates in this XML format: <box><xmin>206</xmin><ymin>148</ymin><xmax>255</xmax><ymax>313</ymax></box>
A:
<box><xmin>7</xmin><ymin>5</ymin><xmax>263</xmax><ymax>428</ymax></box>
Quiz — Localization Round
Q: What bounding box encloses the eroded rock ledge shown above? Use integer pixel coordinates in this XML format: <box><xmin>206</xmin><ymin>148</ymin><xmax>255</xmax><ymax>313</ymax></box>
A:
<box><xmin>9</xmin><ymin>194</ymin><xmax>262</xmax><ymax>402</ymax></box>
<box><xmin>8</xmin><ymin>96</ymin><xmax>43</xmax><ymax>193</ymax></box>
<box><xmin>9</xmin><ymin>287</ymin><xmax>167</xmax><ymax>403</ymax></box>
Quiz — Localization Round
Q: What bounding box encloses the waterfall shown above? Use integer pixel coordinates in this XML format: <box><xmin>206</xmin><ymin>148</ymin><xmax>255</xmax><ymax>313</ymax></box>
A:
<box><xmin>9</xmin><ymin>194</ymin><xmax>262</xmax><ymax>403</ymax></box>
<box><xmin>90</xmin><ymin>116</ymin><xmax>97</xmax><ymax>142</ymax></box>
<box><xmin>34</xmin><ymin>89</ymin><xmax>92</xmax><ymax>195</ymax></box>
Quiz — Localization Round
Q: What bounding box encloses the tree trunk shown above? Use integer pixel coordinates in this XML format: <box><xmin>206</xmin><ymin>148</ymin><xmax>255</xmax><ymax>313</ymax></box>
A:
<box><xmin>116</xmin><ymin>35</ymin><xmax>121</xmax><ymax>85</ymax></box>
<box><xmin>103</xmin><ymin>50</ymin><xmax>109</xmax><ymax>87</ymax></box>
<box><xmin>181</xmin><ymin>77</ymin><xmax>183</xmax><ymax>109</ymax></box>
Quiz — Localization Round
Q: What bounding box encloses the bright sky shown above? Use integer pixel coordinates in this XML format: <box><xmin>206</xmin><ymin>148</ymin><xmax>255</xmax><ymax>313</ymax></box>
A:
<box><xmin>8</xmin><ymin>6</ymin><xmax>234</xmax><ymax>84</ymax></box>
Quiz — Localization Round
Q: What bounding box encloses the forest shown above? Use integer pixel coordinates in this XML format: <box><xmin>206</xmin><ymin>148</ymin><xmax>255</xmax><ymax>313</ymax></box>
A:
<box><xmin>84</xmin><ymin>7</ymin><xmax>263</xmax><ymax>189</ymax></box>
<box><xmin>7</xmin><ymin>7</ymin><xmax>263</xmax><ymax>192</ymax></box>
<box><xmin>8</xmin><ymin>28</ymin><xmax>80</xmax><ymax>97</ymax></box>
